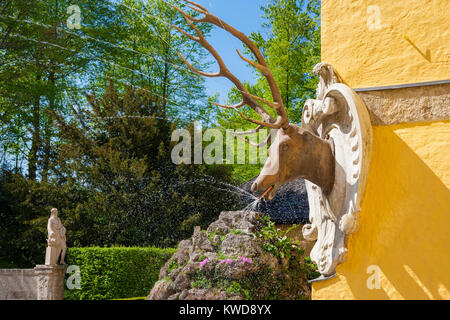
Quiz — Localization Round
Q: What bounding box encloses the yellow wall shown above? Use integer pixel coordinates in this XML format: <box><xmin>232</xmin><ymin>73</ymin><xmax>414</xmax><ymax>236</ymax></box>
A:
<box><xmin>316</xmin><ymin>0</ymin><xmax>450</xmax><ymax>300</ymax></box>
<box><xmin>312</xmin><ymin>121</ymin><xmax>450</xmax><ymax>299</ymax></box>
<box><xmin>322</xmin><ymin>0</ymin><xmax>450</xmax><ymax>88</ymax></box>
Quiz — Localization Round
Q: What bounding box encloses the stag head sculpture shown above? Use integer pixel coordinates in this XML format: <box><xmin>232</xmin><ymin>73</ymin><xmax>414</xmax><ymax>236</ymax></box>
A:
<box><xmin>171</xmin><ymin>0</ymin><xmax>335</xmax><ymax>201</ymax></box>
<box><xmin>172</xmin><ymin>1</ymin><xmax>373</xmax><ymax>278</ymax></box>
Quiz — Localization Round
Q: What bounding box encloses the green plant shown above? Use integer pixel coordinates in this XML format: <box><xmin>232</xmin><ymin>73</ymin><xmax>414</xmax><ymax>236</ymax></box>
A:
<box><xmin>255</xmin><ymin>215</ymin><xmax>320</xmax><ymax>281</ymax></box>
<box><xmin>216</xmin><ymin>250</ymin><xmax>236</xmax><ymax>262</ymax></box>
<box><xmin>256</xmin><ymin>215</ymin><xmax>304</xmax><ymax>259</ymax></box>
<box><xmin>167</xmin><ymin>259</ymin><xmax>179</xmax><ymax>273</ymax></box>
<box><xmin>191</xmin><ymin>270</ymin><xmax>213</xmax><ymax>289</ymax></box>
<box><xmin>64</xmin><ymin>246</ymin><xmax>175</xmax><ymax>300</ymax></box>
<box><xmin>304</xmin><ymin>256</ymin><xmax>321</xmax><ymax>280</ymax></box>
<box><xmin>111</xmin><ymin>296</ymin><xmax>146</xmax><ymax>300</ymax></box>
<box><xmin>224</xmin><ymin>281</ymin><xmax>242</xmax><ymax>296</ymax></box>
<box><xmin>207</xmin><ymin>229</ymin><xmax>227</xmax><ymax>246</ymax></box>
<box><xmin>230</xmin><ymin>229</ymin><xmax>244</xmax><ymax>235</ymax></box>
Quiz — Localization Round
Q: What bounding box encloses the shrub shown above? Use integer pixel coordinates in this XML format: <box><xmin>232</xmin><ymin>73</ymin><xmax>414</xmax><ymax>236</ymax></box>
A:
<box><xmin>256</xmin><ymin>215</ymin><xmax>321</xmax><ymax>280</ymax></box>
<box><xmin>65</xmin><ymin>246</ymin><xmax>175</xmax><ymax>300</ymax></box>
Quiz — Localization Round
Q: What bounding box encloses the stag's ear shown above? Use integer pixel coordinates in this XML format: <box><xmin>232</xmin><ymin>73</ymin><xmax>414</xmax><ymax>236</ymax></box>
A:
<box><xmin>299</xmin><ymin>128</ymin><xmax>314</xmax><ymax>141</ymax></box>
<box><xmin>304</xmin><ymin>131</ymin><xmax>314</xmax><ymax>141</ymax></box>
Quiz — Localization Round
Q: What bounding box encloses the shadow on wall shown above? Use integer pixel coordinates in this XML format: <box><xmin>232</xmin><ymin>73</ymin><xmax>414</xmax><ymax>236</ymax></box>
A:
<box><xmin>314</xmin><ymin>121</ymin><xmax>450</xmax><ymax>300</ymax></box>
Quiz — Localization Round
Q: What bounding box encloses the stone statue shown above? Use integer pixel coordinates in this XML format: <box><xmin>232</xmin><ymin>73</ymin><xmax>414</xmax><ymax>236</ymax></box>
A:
<box><xmin>45</xmin><ymin>208</ymin><xmax>66</xmax><ymax>265</ymax></box>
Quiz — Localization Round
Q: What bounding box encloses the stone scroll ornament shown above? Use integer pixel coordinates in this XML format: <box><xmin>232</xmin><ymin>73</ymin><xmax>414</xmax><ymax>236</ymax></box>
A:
<box><xmin>301</xmin><ymin>63</ymin><xmax>373</xmax><ymax>277</ymax></box>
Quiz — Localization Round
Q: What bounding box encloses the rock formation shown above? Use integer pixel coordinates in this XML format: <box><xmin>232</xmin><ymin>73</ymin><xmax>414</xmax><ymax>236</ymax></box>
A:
<box><xmin>148</xmin><ymin>211</ymin><xmax>312</xmax><ymax>300</ymax></box>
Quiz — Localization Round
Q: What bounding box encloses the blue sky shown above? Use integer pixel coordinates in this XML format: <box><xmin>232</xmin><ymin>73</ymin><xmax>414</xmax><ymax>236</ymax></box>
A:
<box><xmin>182</xmin><ymin>0</ymin><xmax>268</xmax><ymax>103</ymax></box>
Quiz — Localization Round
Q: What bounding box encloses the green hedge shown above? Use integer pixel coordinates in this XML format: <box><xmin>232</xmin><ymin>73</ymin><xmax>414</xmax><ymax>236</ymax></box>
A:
<box><xmin>65</xmin><ymin>247</ymin><xmax>175</xmax><ymax>300</ymax></box>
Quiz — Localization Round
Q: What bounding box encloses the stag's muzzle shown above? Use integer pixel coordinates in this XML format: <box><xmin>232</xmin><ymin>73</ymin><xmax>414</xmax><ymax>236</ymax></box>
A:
<box><xmin>252</xmin><ymin>181</ymin><xmax>278</xmax><ymax>201</ymax></box>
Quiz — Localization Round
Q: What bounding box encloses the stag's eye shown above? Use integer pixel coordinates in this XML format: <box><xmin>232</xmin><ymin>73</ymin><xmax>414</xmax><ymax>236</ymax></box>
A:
<box><xmin>281</xmin><ymin>144</ymin><xmax>289</xmax><ymax>151</ymax></box>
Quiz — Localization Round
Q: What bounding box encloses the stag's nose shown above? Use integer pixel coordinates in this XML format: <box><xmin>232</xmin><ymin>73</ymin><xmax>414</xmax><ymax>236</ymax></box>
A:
<box><xmin>251</xmin><ymin>181</ymin><xmax>258</xmax><ymax>193</ymax></box>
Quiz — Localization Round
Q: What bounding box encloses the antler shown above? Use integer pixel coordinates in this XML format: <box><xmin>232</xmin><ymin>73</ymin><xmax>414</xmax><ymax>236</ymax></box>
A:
<box><xmin>170</xmin><ymin>0</ymin><xmax>289</xmax><ymax>135</ymax></box>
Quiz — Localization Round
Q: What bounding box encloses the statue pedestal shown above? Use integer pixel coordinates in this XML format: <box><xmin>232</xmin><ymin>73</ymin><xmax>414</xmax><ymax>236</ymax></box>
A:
<box><xmin>34</xmin><ymin>265</ymin><xmax>66</xmax><ymax>300</ymax></box>
<box><xmin>45</xmin><ymin>246</ymin><xmax>60</xmax><ymax>265</ymax></box>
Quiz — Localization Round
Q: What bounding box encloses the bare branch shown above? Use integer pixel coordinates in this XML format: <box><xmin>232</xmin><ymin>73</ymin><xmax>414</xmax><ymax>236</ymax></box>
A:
<box><xmin>236</xmin><ymin>110</ymin><xmax>283</xmax><ymax>129</ymax></box>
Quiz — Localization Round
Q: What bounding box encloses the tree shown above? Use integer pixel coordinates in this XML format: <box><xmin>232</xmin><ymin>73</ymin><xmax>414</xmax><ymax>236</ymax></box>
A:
<box><xmin>0</xmin><ymin>0</ymin><xmax>214</xmax><ymax>179</ymax></box>
<box><xmin>253</xmin><ymin>0</ymin><xmax>321</xmax><ymax>123</ymax></box>
<box><xmin>0</xmin><ymin>0</ymin><xmax>101</xmax><ymax>178</ymax></box>
<box><xmin>52</xmin><ymin>82</ymin><xmax>241</xmax><ymax>247</ymax></box>
<box><xmin>219</xmin><ymin>0</ymin><xmax>321</xmax><ymax>129</ymax></box>
<box><xmin>87</xmin><ymin>0</ymin><xmax>213</xmax><ymax>124</ymax></box>
<box><xmin>0</xmin><ymin>81</ymin><xmax>245</xmax><ymax>267</ymax></box>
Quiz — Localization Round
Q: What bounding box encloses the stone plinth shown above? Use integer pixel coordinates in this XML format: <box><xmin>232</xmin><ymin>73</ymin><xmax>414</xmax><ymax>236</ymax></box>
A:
<box><xmin>34</xmin><ymin>265</ymin><xmax>67</xmax><ymax>300</ymax></box>
<box><xmin>0</xmin><ymin>265</ymin><xmax>66</xmax><ymax>300</ymax></box>
<box><xmin>0</xmin><ymin>268</ymin><xmax>38</xmax><ymax>300</ymax></box>
<box><xmin>45</xmin><ymin>247</ymin><xmax>61</xmax><ymax>265</ymax></box>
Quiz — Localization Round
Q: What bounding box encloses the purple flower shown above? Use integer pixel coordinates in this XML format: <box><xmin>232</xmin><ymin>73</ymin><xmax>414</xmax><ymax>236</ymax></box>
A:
<box><xmin>199</xmin><ymin>258</ymin><xmax>209</xmax><ymax>267</ymax></box>
<box><xmin>219</xmin><ymin>259</ymin><xmax>233</xmax><ymax>265</ymax></box>
<box><xmin>238</xmin><ymin>256</ymin><xmax>253</xmax><ymax>265</ymax></box>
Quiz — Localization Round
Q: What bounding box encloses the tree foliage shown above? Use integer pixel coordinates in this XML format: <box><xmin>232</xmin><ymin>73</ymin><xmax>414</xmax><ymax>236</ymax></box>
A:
<box><xmin>256</xmin><ymin>0</ymin><xmax>321</xmax><ymax>122</ymax></box>
<box><xmin>0</xmin><ymin>0</ymin><xmax>212</xmax><ymax>175</ymax></box>
<box><xmin>0</xmin><ymin>83</ymin><xmax>244</xmax><ymax>267</ymax></box>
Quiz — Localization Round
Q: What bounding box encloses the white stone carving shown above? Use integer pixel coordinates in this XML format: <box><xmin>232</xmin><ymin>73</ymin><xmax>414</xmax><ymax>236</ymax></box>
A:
<box><xmin>45</xmin><ymin>208</ymin><xmax>67</xmax><ymax>265</ymax></box>
<box><xmin>0</xmin><ymin>279</ymin><xmax>6</xmax><ymax>299</ymax></box>
<box><xmin>34</xmin><ymin>265</ymin><xmax>67</xmax><ymax>300</ymax></box>
<box><xmin>302</xmin><ymin>62</ymin><xmax>373</xmax><ymax>276</ymax></box>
